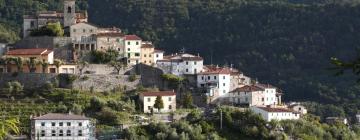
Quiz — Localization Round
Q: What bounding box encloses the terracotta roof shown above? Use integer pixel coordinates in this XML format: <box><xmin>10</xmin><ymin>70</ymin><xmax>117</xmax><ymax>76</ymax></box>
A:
<box><xmin>125</xmin><ymin>35</ymin><xmax>142</xmax><ymax>40</ymax></box>
<box><xmin>199</xmin><ymin>66</ymin><xmax>231</xmax><ymax>75</ymax></box>
<box><xmin>157</xmin><ymin>59</ymin><xmax>182</xmax><ymax>62</ymax></box>
<box><xmin>6</xmin><ymin>48</ymin><xmax>53</xmax><ymax>55</ymax></box>
<box><xmin>141</xmin><ymin>44</ymin><xmax>154</xmax><ymax>48</ymax></box>
<box><xmin>32</xmin><ymin>113</ymin><xmax>89</xmax><ymax>120</ymax></box>
<box><xmin>142</xmin><ymin>91</ymin><xmax>176</xmax><ymax>96</ymax></box>
<box><xmin>231</xmin><ymin>85</ymin><xmax>263</xmax><ymax>92</ymax></box>
<box><xmin>182</xmin><ymin>56</ymin><xmax>203</xmax><ymax>61</ymax></box>
<box><xmin>256</xmin><ymin>107</ymin><xmax>294</xmax><ymax>113</ymax></box>
<box><xmin>255</xmin><ymin>83</ymin><xmax>277</xmax><ymax>89</ymax></box>
<box><xmin>97</xmin><ymin>32</ymin><xmax>124</xmax><ymax>37</ymax></box>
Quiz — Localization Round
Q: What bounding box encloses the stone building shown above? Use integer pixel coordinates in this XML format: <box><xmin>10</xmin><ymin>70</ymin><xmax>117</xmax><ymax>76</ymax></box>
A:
<box><xmin>70</xmin><ymin>23</ymin><xmax>98</xmax><ymax>51</ymax></box>
<box><xmin>23</xmin><ymin>0</ymin><xmax>88</xmax><ymax>37</ymax></box>
<box><xmin>96</xmin><ymin>32</ymin><xmax>125</xmax><ymax>55</ymax></box>
<box><xmin>229</xmin><ymin>84</ymin><xmax>282</xmax><ymax>106</ymax></box>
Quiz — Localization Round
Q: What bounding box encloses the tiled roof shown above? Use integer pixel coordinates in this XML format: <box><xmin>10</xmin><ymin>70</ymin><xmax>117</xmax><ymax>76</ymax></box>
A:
<box><xmin>157</xmin><ymin>59</ymin><xmax>182</xmax><ymax>62</ymax></box>
<box><xmin>6</xmin><ymin>48</ymin><xmax>53</xmax><ymax>55</ymax></box>
<box><xmin>141</xmin><ymin>44</ymin><xmax>154</xmax><ymax>48</ymax></box>
<box><xmin>255</xmin><ymin>83</ymin><xmax>277</xmax><ymax>89</ymax></box>
<box><xmin>256</xmin><ymin>107</ymin><xmax>294</xmax><ymax>113</ymax></box>
<box><xmin>97</xmin><ymin>32</ymin><xmax>124</xmax><ymax>37</ymax></box>
<box><xmin>231</xmin><ymin>85</ymin><xmax>263</xmax><ymax>92</ymax></box>
<box><xmin>32</xmin><ymin>113</ymin><xmax>89</xmax><ymax>120</ymax></box>
<box><xmin>199</xmin><ymin>66</ymin><xmax>231</xmax><ymax>75</ymax></box>
<box><xmin>182</xmin><ymin>56</ymin><xmax>203</xmax><ymax>61</ymax></box>
<box><xmin>125</xmin><ymin>35</ymin><xmax>142</xmax><ymax>40</ymax></box>
<box><xmin>141</xmin><ymin>91</ymin><xmax>176</xmax><ymax>96</ymax></box>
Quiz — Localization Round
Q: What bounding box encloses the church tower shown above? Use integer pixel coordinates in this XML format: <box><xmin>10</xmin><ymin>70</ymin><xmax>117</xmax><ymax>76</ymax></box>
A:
<box><xmin>63</xmin><ymin>0</ymin><xmax>76</xmax><ymax>27</ymax></box>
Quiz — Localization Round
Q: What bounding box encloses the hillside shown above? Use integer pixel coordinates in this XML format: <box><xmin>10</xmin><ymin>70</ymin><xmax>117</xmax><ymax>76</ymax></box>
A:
<box><xmin>1</xmin><ymin>0</ymin><xmax>360</xmax><ymax>116</ymax></box>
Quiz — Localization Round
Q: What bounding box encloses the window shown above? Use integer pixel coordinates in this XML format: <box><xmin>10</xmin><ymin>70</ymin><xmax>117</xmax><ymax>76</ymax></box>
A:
<box><xmin>223</xmin><ymin>90</ymin><xmax>226</xmax><ymax>93</ymax></box>
<box><xmin>41</xmin><ymin>122</ymin><xmax>45</xmax><ymax>126</ymax></box>
<box><xmin>194</xmin><ymin>69</ymin><xmax>197</xmax><ymax>73</ymax></box>
<box><xmin>67</xmin><ymin>122</ymin><xmax>71</xmax><ymax>126</ymax></box>
<box><xmin>186</xmin><ymin>69</ymin><xmax>189</xmax><ymax>72</ymax></box>
<box><xmin>51</xmin><ymin>130</ymin><xmax>56</xmax><ymax>136</ymax></box>
<box><xmin>169</xmin><ymin>105</ymin><xmax>172</xmax><ymax>109</ymax></box>
<box><xmin>156</xmin><ymin>54</ymin><xmax>159</xmax><ymax>58</ymax></box>
<box><xmin>186</xmin><ymin>61</ymin><xmax>189</xmax><ymax>65</ymax></box>
<box><xmin>127</xmin><ymin>48</ymin><xmax>130</xmax><ymax>51</ymax></box>
<box><xmin>214</xmin><ymin>76</ymin><xmax>217</xmax><ymax>79</ymax></box>
<box><xmin>67</xmin><ymin>6</ymin><xmax>72</xmax><ymax>13</ymax></box>
<box><xmin>144</xmin><ymin>61</ymin><xmax>147</xmax><ymax>63</ymax></box>
<box><xmin>149</xmin><ymin>54</ymin><xmax>152</xmax><ymax>57</ymax></box>
<box><xmin>66</xmin><ymin>130</ymin><xmax>71</xmax><ymax>136</ymax></box>
<box><xmin>59</xmin><ymin>130</ymin><xmax>63</xmax><ymax>136</ymax></box>
<box><xmin>59</xmin><ymin>122</ymin><xmax>63</xmax><ymax>126</ymax></box>
<box><xmin>127</xmin><ymin>42</ymin><xmax>130</xmax><ymax>45</ymax></box>
<box><xmin>135</xmin><ymin>53</ymin><xmax>140</xmax><ymax>56</ymax></box>
<box><xmin>78</xmin><ymin>122</ymin><xmax>82</xmax><ymax>126</ymax></box>
<box><xmin>208</xmin><ymin>76</ymin><xmax>210</xmax><ymax>80</ymax></box>
<box><xmin>30</xmin><ymin>21</ymin><xmax>35</xmax><ymax>28</ymax></box>
<box><xmin>223</xmin><ymin>83</ymin><xmax>225</xmax><ymax>86</ymax></box>
<box><xmin>262</xmin><ymin>98</ymin><xmax>264</xmax><ymax>101</ymax></box>
<box><xmin>128</xmin><ymin>53</ymin><xmax>131</xmax><ymax>58</ymax></box>
<box><xmin>144</xmin><ymin>54</ymin><xmax>147</xmax><ymax>57</ymax></box>
<box><xmin>116</xmin><ymin>38</ymin><xmax>120</xmax><ymax>42</ymax></box>
<box><xmin>149</xmin><ymin>61</ymin><xmax>152</xmax><ymax>63</ymax></box>
<box><xmin>194</xmin><ymin>61</ymin><xmax>197</xmax><ymax>65</ymax></box>
<box><xmin>83</xmin><ymin>29</ymin><xmax>86</xmax><ymax>33</ymax></box>
<box><xmin>147</xmin><ymin>98</ymin><xmax>151</xmax><ymax>102</ymax></box>
<box><xmin>118</xmin><ymin>48</ymin><xmax>121</xmax><ymax>51</ymax></box>
<box><xmin>78</xmin><ymin>130</ymin><xmax>82</xmax><ymax>136</ymax></box>
<box><xmin>168</xmin><ymin>97</ymin><xmax>172</xmax><ymax>101</ymax></box>
<box><xmin>107</xmin><ymin>38</ymin><xmax>110</xmax><ymax>42</ymax></box>
<box><xmin>223</xmin><ymin>76</ymin><xmax>226</xmax><ymax>79</ymax></box>
<box><xmin>51</xmin><ymin>122</ymin><xmax>55</xmax><ymax>126</ymax></box>
<box><xmin>41</xmin><ymin>130</ymin><xmax>45</xmax><ymax>137</ymax></box>
<box><xmin>148</xmin><ymin>106</ymin><xmax>151</xmax><ymax>110</ymax></box>
<box><xmin>136</xmin><ymin>42</ymin><xmax>139</xmax><ymax>45</ymax></box>
<box><xmin>90</xmin><ymin>29</ymin><xmax>93</xmax><ymax>33</ymax></box>
<box><xmin>201</xmin><ymin>76</ymin><xmax>204</xmax><ymax>80</ymax></box>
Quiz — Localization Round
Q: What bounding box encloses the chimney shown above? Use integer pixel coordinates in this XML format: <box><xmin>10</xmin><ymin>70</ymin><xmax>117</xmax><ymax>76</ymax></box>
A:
<box><xmin>216</xmin><ymin>65</ymin><xmax>219</xmax><ymax>68</ymax></box>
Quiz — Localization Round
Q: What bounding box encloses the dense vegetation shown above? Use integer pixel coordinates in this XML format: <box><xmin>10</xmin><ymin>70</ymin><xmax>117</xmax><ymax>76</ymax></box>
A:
<box><xmin>125</xmin><ymin>107</ymin><xmax>360</xmax><ymax>140</ymax></box>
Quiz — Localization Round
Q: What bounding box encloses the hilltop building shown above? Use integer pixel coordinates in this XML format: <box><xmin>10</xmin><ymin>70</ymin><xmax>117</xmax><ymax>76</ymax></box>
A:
<box><xmin>157</xmin><ymin>53</ymin><xmax>204</xmax><ymax>76</ymax></box>
<box><xmin>229</xmin><ymin>84</ymin><xmax>282</xmax><ymax>106</ymax></box>
<box><xmin>23</xmin><ymin>0</ymin><xmax>88</xmax><ymax>37</ymax></box>
<box><xmin>139</xmin><ymin>91</ymin><xmax>176</xmax><ymax>113</ymax></box>
<box><xmin>250</xmin><ymin>106</ymin><xmax>300</xmax><ymax>122</ymax></box>
<box><xmin>1</xmin><ymin>48</ymin><xmax>76</xmax><ymax>74</ymax></box>
<box><xmin>31</xmin><ymin>113</ymin><xmax>95</xmax><ymax>140</ymax></box>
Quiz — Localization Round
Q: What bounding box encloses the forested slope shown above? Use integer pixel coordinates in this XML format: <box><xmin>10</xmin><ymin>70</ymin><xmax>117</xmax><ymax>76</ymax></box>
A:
<box><xmin>2</xmin><ymin>0</ymin><xmax>360</xmax><ymax>116</ymax></box>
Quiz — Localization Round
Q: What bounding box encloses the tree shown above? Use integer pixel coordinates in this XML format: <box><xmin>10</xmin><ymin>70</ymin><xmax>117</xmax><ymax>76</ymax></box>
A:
<box><xmin>11</xmin><ymin>81</ymin><xmax>23</xmax><ymax>95</ymax></box>
<box><xmin>30</xmin><ymin>22</ymin><xmax>64</xmax><ymax>37</ymax></box>
<box><xmin>8</xmin><ymin>57</ymin><xmax>23</xmax><ymax>73</ymax></box>
<box><xmin>25</xmin><ymin>58</ymin><xmax>39</xmax><ymax>73</ymax></box>
<box><xmin>39</xmin><ymin>60</ymin><xmax>49</xmax><ymax>73</ymax></box>
<box><xmin>154</xmin><ymin>96</ymin><xmax>164</xmax><ymax>113</ymax></box>
<box><xmin>53</xmin><ymin>59</ymin><xmax>63</xmax><ymax>73</ymax></box>
<box><xmin>0</xmin><ymin>118</ymin><xmax>20</xmax><ymax>140</ymax></box>
<box><xmin>108</xmin><ymin>60</ymin><xmax>126</xmax><ymax>74</ymax></box>
<box><xmin>77</xmin><ymin>60</ymin><xmax>89</xmax><ymax>75</ymax></box>
<box><xmin>182</xmin><ymin>92</ymin><xmax>193</xmax><ymax>108</ymax></box>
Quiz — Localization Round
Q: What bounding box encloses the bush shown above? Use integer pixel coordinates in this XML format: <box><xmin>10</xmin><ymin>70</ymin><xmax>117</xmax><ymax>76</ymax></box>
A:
<box><xmin>81</xmin><ymin>76</ymin><xmax>90</xmax><ymax>81</ymax></box>
<box><xmin>128</xmin><ymin>74</ymin><xmax>137</xmax><ymax>82</ymax></box>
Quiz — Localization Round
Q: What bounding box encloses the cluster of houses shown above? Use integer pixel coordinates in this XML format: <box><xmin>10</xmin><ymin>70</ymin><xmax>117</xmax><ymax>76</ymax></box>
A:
<box><xmin>0</xmin><ymin>0</ymin><xmax>316</xmax><ymax>139</ymax></box>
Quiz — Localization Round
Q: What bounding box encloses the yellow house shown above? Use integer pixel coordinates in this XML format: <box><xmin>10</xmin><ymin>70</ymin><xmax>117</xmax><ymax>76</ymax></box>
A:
<box><xmin>0</xmin><ymin>48</ymin><xmax>76</xmax><ymax>74</ymax></box>
<box><xmin>140</xmin><ymin>43</ymin><xmax>155</xmax><ymax>65</ymax></box>
<box><xmin>6</xmin><ymin>48</ymin><xmax>54</xmax><ymax>64</ymax></box>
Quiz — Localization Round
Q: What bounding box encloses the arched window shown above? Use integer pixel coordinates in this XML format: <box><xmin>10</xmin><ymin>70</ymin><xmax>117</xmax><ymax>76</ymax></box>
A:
<box><xmin>67</xmin><ymin>6</ymin><xmax>72</xmax><ymax>13</ymax></box>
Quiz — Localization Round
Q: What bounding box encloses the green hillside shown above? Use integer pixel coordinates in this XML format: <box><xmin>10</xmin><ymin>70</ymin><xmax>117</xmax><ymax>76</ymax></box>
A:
<box><xmin>2</xmin><ymin>0</ymin><xmax>360</xmax><ymax>117</ymax></box>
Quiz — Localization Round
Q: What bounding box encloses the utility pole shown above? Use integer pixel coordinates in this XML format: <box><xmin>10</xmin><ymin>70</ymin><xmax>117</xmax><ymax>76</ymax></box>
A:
<box><xmin>220</xmin><ymin>107</ymin><xmax>223</xmax><ymax>130</ymax></box>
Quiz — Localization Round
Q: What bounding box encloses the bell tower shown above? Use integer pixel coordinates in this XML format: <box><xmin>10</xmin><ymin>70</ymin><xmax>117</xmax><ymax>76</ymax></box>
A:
<box><xmin>63</xmin><ymin>0</ymin><xmax>76</xmax><ymax>27</ymax></box>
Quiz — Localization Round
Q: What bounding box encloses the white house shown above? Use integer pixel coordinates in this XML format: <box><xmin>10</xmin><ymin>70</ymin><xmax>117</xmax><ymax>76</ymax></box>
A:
<box><xmin>139</xmin><ymin>91</ymin><xmax>176</xmax><ymax>113</ymax></box>
<box><xmin>197</xmin><ymin>66</ymin><xmax>231</xmax><ymax>98</ymax></box>
<box><xmin>157</xmin><ymin>53</ymin><xmax>203</xmax><ymax>76</ymax></box>
<box><xmin>288</xmin><ymin>103</ymin><xmax>307</xmax><ymax>115</ymax></box>
<box><xmin>31</xmin><ymin>113</ymin><xmax>95</xmax><ymax>140</ymax></box>
<box><xmin>250</xmin><ymin>106</ymin><xmax>300</xmax><ymax>122</ymax></box>
<box><xmin>229</xmin><ymin>84</ymin><xmax>282</xmax><ymax>106</ymax></box>
<box><xmin>153</xmin><ymin>49</ymin><xmax>164</xmax><ymax>64</ymax></box>
<box><xmin>124</xmin><ymin>35</ymin><xmax>142</xmax><ymax>65</ymax></box>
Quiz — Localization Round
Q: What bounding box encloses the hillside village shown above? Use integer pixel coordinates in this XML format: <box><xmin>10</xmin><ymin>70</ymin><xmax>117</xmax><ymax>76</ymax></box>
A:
<box><xmin>0</xmin><ymin>0</ymin><xmax>356</xmax><ymax>140</ymax></box>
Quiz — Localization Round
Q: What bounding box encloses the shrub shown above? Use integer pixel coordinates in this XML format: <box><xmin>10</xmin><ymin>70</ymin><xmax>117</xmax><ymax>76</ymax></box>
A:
<box><xmin>81</xmin><ymin>75</ymin><xmax>89</xmax><ymax>81</ymax></box>
<box><xmin>128</xmin><ymin>74</ymin><xmax>137</xmax><ymax>82</ymax></box>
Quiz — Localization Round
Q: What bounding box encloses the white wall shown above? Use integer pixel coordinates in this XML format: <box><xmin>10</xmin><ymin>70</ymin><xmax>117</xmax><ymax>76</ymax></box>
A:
<box><xmin>125</xmin><ymin>40</ymin><xmax>142</xmax><ymax>65</ymax></box>
<box><xmin>140</xmin><ymin>95</ymin><xmax>176</xmax><ymax>113</ymax></box>
<box><xmin>153</xmin><ymin>52</ymin><xmax>164</xmax><ymax>64</ymax></box>
<box><xmin>250</xmin><ymin>107</ymin><xmax>300</xmax><ymax>122</ymax></box>
<box><xmin>197</xmin><ymin>73</ymin><xmax>231</xmax><ymax>97</ymax></box>
<box><xmin>33</xmin><ymin>119</ymin><xmax>93</xmax><ymax>140</ymax></box>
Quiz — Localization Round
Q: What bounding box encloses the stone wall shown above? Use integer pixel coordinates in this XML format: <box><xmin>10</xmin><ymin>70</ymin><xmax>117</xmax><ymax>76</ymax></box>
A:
<box><xmin>72</xmin><ymin>74</ymin><xmax>140</xmax><ymax>92</ymax></box>
<box><xmin>0</xmin><ymin>73</ymin><xmax>58</xmax><ymax>88</ymax></box>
